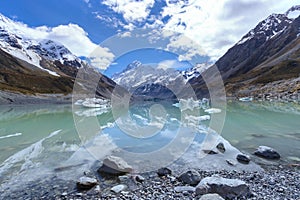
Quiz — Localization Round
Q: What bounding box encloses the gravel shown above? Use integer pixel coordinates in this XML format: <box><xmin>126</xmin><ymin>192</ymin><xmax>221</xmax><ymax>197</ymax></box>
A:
<box><xmin>0</xmin><ymin>164</ymin><xmax>299</xmax><ymax>200</ymax></box>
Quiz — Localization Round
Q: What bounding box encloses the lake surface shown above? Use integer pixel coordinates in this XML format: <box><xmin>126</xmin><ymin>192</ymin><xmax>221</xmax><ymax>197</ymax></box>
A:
<box><xmin>0</xmin><ymin>101</ymin><xmax>299</xmax><ymax>192</ymax></box>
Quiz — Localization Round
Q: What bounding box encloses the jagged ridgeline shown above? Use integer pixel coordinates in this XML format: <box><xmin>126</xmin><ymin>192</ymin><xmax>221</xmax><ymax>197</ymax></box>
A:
<box><xmin>190</xmin><ymin>6</ymin><xmax>300</xmax><ymax>99</ymax></box>
<box><xmin>0</xmin><ymin>14</ymin><xmax>116</xmax><ymax>104</ymax></box>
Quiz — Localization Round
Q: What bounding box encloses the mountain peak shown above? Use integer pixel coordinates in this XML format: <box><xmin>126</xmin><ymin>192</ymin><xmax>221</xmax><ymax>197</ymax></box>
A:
<box><xmin>285</xmin><ymin>5</ymin><xmax>300</xmax><ymax>19</ymax></box>
<box><xmin>237</xmin><ymin>12</ymin><xmax>292</xmax><ymax>45</ymax></box>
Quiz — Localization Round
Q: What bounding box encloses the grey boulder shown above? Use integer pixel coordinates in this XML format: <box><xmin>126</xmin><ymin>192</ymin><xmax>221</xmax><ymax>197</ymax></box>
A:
<box><xmin>98</xmin><ymin>156</ymin><xmax>133</xmax><ymax>175</ymax></box>
<box><xmin>254</xmin><ymin>146</ymin><xmax>280</xmax><ymax>159</ymax></box>
<box><xmin>195</xmin><ymin>176</ymin><xmax>250</xmax><ymax>199</ymax></box>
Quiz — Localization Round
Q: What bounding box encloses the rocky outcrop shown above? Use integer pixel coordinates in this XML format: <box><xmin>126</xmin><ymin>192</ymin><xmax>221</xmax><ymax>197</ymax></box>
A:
<box><xmin>195</xmin><ymin>176</ymin><xmax>251</xmax><ymax>199</ymax></box>
<box><xmin>157</xmin><ymin>167</ymin><xmax>172</xmax><ymax>177</ymax></box>
<box><xmin>254</xmin><ymin>146</ymin><xmax>281</xmax><ymax>159</ymax></box>
<box><xmin>76</xmin><ymin>176</ymin><xmax>98</xmax><ymax>190</ymax></box>
<box><xmin>178</xmin><ymin>170</ymin><xmax>201</xmax><ymax>186</ymax></box>
<box><xmin>236</xmin><ymin>154</ymin><xmax>251</xmax><ymax>164</ymax></box>
<box><xmin>98</xmin><ymin>156</ymin><xmax>133</xmax><ymax>176</ymax></box>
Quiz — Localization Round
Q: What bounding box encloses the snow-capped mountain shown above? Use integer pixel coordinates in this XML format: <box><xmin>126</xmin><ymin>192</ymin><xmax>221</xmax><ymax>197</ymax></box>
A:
<box><xmin>181</xmin><ymin>63</ymin><xmax>211</xmax><ymax>82</ymax></box>
<box><xmin>213</xmin><ymin>6</ymin><xmax>300</xmax><ymax>80</ymax></box>
<box><xmin>237</xmin><ymin>6</ymin><xmax>300</xmax><ymax>46</ymax></box>
<box><xmin>0</xmin><ymin>13</ymin><xmax>82</xmax><ymax>77</ymax></box>
<box><xmin>0</xmin><ymin>13</ymin><xmax>116</xmax><ymax>103</ymax></box>
<box><xmin>112</xmin><ymin>61</ymin><xmax>190</xmax><ymax>99</ymax></box>
<box><xmin>190</xmin><ymin>5</ymin><xmax>300</xmax><ymax>99</ymax></box>
<box><xmin>112</xmin><ymin>60</ymin><xmax>211</xmax><ymax>99</ymax></box>
<box><xmin>236</xmin><ymin>14</ymin><xmax>292</xmax><ymax>45</ymax></box>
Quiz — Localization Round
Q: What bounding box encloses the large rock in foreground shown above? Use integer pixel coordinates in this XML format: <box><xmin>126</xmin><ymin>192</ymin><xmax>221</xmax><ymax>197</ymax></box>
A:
<box><xmin>76</xmin><ymin>176</ymin><xmax>98</xmax><ymax>190</ymax></box>
<box><xmin>199</xmin><ymin>193</ymin><xmax>225</xmax><ymax>200</ymax></box>
<box><xmin>178</xmin><ymin>170</ymin><xmax>201</xmax><ymax>186</ymax></box>
<box><xmin>254</xmin><ymin>146</ymin><xmax>280</xmax><ymax>159</ymax></box>
<box><xmin>98</xmin><ymin>156</ymin><xmax>133</xmax><ymax>176</ymax></box>
<box><xmin>195</xmin><ymin>176</ymin><xmax>250</xmax><ymax>199</ymax></box>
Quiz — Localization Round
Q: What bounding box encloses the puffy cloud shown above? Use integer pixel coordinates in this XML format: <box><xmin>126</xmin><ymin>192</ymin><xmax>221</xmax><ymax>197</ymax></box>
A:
<box><xmin>89</xmin><ymin>46</ymin><xmax>115</xmax><ymax>70</ymax></box>
<box><xmin>157</xmin><ymin>60</ymin><xmax>177</xmax><ymax>70</ymax></box>
<box><xmin>0</xmin><ymin>15</ymin><xmax>111</xmax><ymax>58</ymax></box>
<box><xmin>46</xmin><ymin>24</ymin><xmax>98</xmax><ymax>57</ymax></box>
<box><xmin>98</xmin><ymin>0</ymin><xmax>300</xmax><ymax>61</ymax></box>
<box><xmin>101</xmin><ymin>0</ymin><xmax>155</xmax><ymax>23</ymax></box>
<box><xmin>1</xmin><ymin>15</ymin><xmax>115</xmax><ymax>70</ymax></box>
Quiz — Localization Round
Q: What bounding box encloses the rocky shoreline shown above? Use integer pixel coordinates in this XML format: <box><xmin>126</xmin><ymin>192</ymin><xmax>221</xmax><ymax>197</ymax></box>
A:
<box><xmin>1</xmin><ymin>163</ymin><xmax>299</xmax><ymax>200</ymax></box>
<box><xmin>0</xmin><ymin>90</ymin><xmax>72</xmax><ymax>105</ymax></box>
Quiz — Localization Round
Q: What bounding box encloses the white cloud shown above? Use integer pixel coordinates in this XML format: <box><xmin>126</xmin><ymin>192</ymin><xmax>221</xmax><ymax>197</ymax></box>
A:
<box><xmin>90</xmin><ymin>46</ymin><xmax>115</xmax><ymax>70</ymax></box>
<box><xmin>157</xmin><ymin>60</ymin><xmax>177</xmax><ymax>70</ymax></box>
<box><xmin>46</xmin><ymin>24</ymin><xmax>98</xmax><ymax>57</ymax></box>
<box><xmin>166</xmin><ymin>34</ymin><xmax>206</xmax><ymax>61</ymax></box>
<box><xmin>101</xmin><ymin>0</ymin><xmax>155</xmax><ymax>23</ymax></box>
<box><xmin>0</xmin><ymin>14</ymin><xmax>116</xmax><ymax>70</ymax></box>
<box><xmin>0</xmin><ymin>15</ymin><xmax>102</xmax><ymax>58</ymax></box>
<box><xmin>99</xmin><ymin>0</ymin><xmax>300</xmax><ymax>61</ymax></box>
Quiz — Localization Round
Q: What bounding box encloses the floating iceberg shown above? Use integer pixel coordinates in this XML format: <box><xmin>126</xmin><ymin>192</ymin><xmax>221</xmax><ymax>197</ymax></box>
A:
<box><xmin>239</xmin><ymin>97</ymin><xmax>253</xmax><ymax>102</ymax></box>
<box><xmin>173</xmin><ymin>98</ymin><xmax>200</xmax><ymax>111</ymax></box>
<box><xmin>204</xmin><ymin>108</ymin><xmax>222</xmax><ymax>114</ymax></box>
<box><xmin>75</xmin><ymin>98</ymin><xmax>111</xmax><ymax>109</ymax></box>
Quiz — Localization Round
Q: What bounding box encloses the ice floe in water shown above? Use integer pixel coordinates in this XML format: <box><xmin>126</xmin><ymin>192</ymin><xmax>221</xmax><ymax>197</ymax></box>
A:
<box><xmin>0</xmin><ymin>133</ymin><xmax>22</xmax><ymax>140</ymax></box>
<box><xmin>204</xmin><ymin>108</ymin><xmax>222</xmax><ymax>114</ymax></box>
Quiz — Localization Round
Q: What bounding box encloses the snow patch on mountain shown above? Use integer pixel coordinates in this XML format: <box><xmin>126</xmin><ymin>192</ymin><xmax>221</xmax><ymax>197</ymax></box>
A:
<box><xmin>0</xmin><ymin>13</ymin><xmax>82</xmax><ymax>76</ymax></box>
<box><xmin>285</xmin><ymin>5</ymin><xmax>300</xmax><ymax>19</ymax></box>
<box><xmin>181</xmin><ymin>63</ymin><xmax>211</xmax><ymax>82</ymax></box>
<box><xmin>236</xmin><ymin>5</ymin><xmax>300</xmax><ymax>46</ymax></box>
<box><xmin>112</xmin><ymin>61</ymin><xmax>186</xmax><ymax>91</ymax></box>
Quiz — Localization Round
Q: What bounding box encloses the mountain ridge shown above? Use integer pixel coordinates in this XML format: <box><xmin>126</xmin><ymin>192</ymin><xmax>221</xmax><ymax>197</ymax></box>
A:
<box><xmin>0</xmin><ymin>13</ymin><xmax>117</xmax><ymax>104</ymax></box>
<box><xmin>190</xmin><ymin>5</ymin><xmax>300</xmax><ymax>100</ymax></box>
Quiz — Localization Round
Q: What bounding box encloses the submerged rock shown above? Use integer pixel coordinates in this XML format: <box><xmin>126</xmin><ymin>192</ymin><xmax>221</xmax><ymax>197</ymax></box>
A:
<box><xmin>202</xmin><ymin>149</ymin><xmax>218</xmax><ymax>155</ymax></box>
<box><xmin>236</xmin><ymin>154</ymin><xmax>251</xmax><ymax>164</ymax></box>
<box><xmin>178</xmin><ymin>170</ymin><xmax>201</xmax><ymax>186</ymax></box>
<box><xmin>98</xmin><ymin>156</ymin><xmax>133</xmax><ymax>176</ymax></box>
<box><xmin>195</xmin><ymin>176</ymin><xmax>250</xmax><ymax>199</ymax></box>
<box><xmin>157</xmin><ymin>167</ymin><xmax>172</xmax><ymax>177</ymax></box>
<box><xmin>216</xmin><ymin>142</ymin><xmax>225</xmax><ymax>153</ymax></box>
<box><xmin>254</xmin><ymin>146</ymin><xmax>280</xmax><ymax>159</ymax></box>
<box><xmin>226</xmin><ymin>159</ymin><xmax>237</xmax><ymax>166</ymax></box>
<box><xmin>76</xmin><ymin>176</ymin><xmax>98</xmax><ymax>190</ymax></box>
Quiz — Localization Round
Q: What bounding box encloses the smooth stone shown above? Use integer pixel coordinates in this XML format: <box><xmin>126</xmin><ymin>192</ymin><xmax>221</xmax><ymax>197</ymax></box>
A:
<box><xmin>118</xmin><ymin>175</ymin><xmax>130</xmax><ymax>182</ymax></box>
<box><xmin>111</xmin><ymin>184</ymin><xmax>127</xmax><ymax>193</ymax></box>
<box><xmin>98</xmin><ymin>156</ymin><xmax>133</xmax><ymax>175</ymax></box>
<box><xmin>76</xmin><ymin>176</ymin><xmax>98</xmax><ymax>190</ymax></box>
<box><xmin>195</xmin><ymin>176</ymin><xmax>250</xmax><ymax>199</ymax></box>
<box><xmin>226</xmin><ymin>159</ymin><xmax>237</xmax><ymax>166</ymax></box>
<box><xmin>157</xmin><ymin>167</ymin><xmax>172</xmax><ymax>177</ymax></box>
<box><xmin>254</xmin><ymin>146</ymin><xmax>280</xmax><ymax>159</ymax></box>
<box><xmin>178</xmin><ymin>170</ymin><xmax>201</xmax><ymax>186</ymax></box>
<box><xmin>216</xmin><ymin>142</ymin><xmax>225</xmax><ymax>153</ymax></box>
<box><xmin>135</xmin><ymin>175</ymin><xmax>145</xmax><ymax>183</ymax></box>
<box><xmin>236</xmin><ymin>154</ymin><xmax>251</xmax><ymax>164</ymax></box>
<box><xmin>199</xmin><ymin>193</ymin><xmax>225</xmax><ymax>200</ymax></box>
<box><xmin>174</xmin><ymin>186</ymin><xmax>195</xmax><ymax>193</ymax></box>
<box><xmin>203</xmin><ymin>149</ymin><xmax>218</xmax><ymax>155</ymax></box>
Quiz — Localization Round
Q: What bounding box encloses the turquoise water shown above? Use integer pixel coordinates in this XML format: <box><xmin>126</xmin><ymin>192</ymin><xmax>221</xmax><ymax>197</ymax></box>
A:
<box><xmin>0</xmin><ymin>101</ymin><xmax>299</xmax><ymax>189</ymax></box>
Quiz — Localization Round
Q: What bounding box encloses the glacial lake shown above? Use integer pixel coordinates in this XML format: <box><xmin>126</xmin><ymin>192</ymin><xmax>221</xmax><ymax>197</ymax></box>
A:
<box><xmin>0</xmin><ymin>101</ymin><xmax>300</xmax><ymax>192</ymax></box>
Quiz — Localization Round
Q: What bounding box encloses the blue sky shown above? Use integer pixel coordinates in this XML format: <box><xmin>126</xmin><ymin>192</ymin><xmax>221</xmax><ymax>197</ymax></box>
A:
<box><xmin>0</xmin><ymin>0</ymin><xmax>298</xmax><ymax>77</ymax></box>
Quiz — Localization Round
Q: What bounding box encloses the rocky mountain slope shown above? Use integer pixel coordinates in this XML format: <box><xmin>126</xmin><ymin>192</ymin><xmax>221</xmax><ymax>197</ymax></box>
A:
<box><xmin>112</xmin><ymin>60</ymin><xmax>200</xmax><ymax>100</ymax></box>
<box><xmin>190</xmin><ymin>6</ymin><xmax>300</xmax><ymax>100</ymax></box>
<box><xmin>0</xmin><ymin>13</ymin><xmax>116</xmax><ymax>104</ymax></box>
